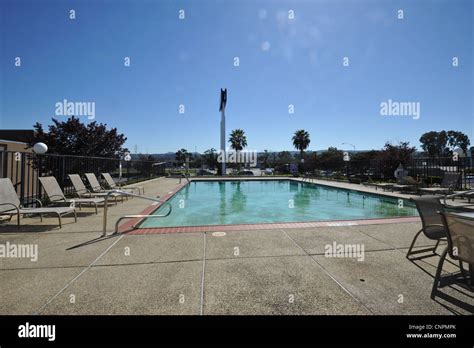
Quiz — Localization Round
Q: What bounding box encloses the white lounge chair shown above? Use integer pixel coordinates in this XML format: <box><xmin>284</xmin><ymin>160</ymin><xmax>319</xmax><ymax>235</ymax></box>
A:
<box><xmin>101</xmin><ymin>172</ymin><xmax>144</xmax><ymax>195</ymax></box>
<box><xmin>84</xmin><ymin>173</ymin><xmax>126</xmax><ymax>203</ymax></box>
<box><xmin>38</xmin><ymin>176</ymin><xmax>105</xmax><ymax>214</ymax></box>
<box><xmin>0</xmin><ymin>178</ymin><xmax>76</xmax><ymax>229</ymax></box>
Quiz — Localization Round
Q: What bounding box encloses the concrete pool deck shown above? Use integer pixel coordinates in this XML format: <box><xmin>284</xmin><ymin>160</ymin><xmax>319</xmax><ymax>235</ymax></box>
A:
<box><xmin>0</xmin><ymin>177</ymin><xmax>473</xmax><ymax>315</ymax></box>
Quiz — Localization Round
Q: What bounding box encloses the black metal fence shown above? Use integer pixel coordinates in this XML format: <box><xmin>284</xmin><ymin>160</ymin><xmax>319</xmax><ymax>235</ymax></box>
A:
<box><xmin>315</xmin><ymin>156</ymin><xmax>473</xmax><ymax>189</ymax></box>
<box><xmin>0</xmin><ymin>151</ymin><xmax>165</xmax><ymax>206</ymax></box>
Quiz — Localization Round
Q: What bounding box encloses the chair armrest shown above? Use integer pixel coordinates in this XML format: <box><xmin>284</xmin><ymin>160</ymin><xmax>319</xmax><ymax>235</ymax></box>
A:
<box><xmin>45</xmin><ymin>195</ymin><xmax>69</xmax><ymax>206</ymax></box>
<box><xmin>22</xmin><ymin>199</ymin><xmax>43</xmax><ymax>208</ymax></box>
<box><xmin>75</xmin><ymin>188</ymin><xmax>91</xmax><ymax>195</ymax></box>
<box><xmin>47</xmin><ymin>194</ymin><xmax>66</xmax><ymax>201</ymax></box>
<box><xmin>92</xmin><ymin>185</ymin><xmax>104</xmax><ymax>192</ymax></box>
<box><xmin>0</xmin><ymin>202</ymin><xmax>20</xmax><ymax>214</ymax></box>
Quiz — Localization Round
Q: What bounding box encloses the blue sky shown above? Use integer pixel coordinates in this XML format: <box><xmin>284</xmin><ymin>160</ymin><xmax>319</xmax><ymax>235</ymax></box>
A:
<box><xmin>0</xmin><ymin>0</ymin><xmax>472</xmax><ymax>153</ymax></box>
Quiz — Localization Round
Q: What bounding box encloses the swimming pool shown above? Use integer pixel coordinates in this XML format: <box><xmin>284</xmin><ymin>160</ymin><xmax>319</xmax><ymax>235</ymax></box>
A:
<box><xmin>139</xmin><ymin>180</ymin><xmax>418</xmax><ymax>228</ymax></box>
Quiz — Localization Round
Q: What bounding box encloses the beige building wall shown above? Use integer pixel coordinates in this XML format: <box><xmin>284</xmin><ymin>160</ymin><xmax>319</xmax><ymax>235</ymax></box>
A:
<box><xmin>0</xmin><ymin>140</ymin><xmax>37</xmax><ymax>198</ymax></box>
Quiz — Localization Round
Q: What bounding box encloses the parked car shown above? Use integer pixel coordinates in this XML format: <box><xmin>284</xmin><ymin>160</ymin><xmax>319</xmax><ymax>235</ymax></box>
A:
<box><xmin>239</xmin><ymin>170</ymin><xmax>254</xmax><ymax>176</ymax></box>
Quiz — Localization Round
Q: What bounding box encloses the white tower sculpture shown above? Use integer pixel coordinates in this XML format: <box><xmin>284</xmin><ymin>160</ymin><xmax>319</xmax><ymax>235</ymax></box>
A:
<box><xmin>219</xmin><ymin>88</ymin><xmax>227</xmax><ymax>176</ymax></box>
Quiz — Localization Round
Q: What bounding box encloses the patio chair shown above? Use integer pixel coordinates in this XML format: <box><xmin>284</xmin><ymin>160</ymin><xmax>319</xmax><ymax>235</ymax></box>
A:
<box><xmin>373</xmin><ymin>182</ymin><xmax>395</xmax><ymax>191</ymax></box>
<box><xmin>420</xmin><ymin>172</ymin><xmax>460</xmax><ymax>195</ymax></box>
<box><xmin>362</xmin><ymin>176</ymin><xmax>378</xmax><ymax>188</ymax></box>
<box><xmin>447</xmin><ymin>189</ymin><xmax>474</xmax><ymax>204</ymax></box>
<box><xmin>432</xmin><ymin>212</ymin><xmax>474</xmax><ymax>298</ymax></box>
<box><xmin>0</xmin><ymin>178</ymin><xmax>76</xmax><ymax>229</ymax></box>
<box><xmin>391</xmin><ymin>176</ymin><xmax>421</xmax><ymax>194</ymax></box>
<box><xmin>406</xmin><ymin>196</ymin><xmax>447</xmax><ymax>259</ymax></box>
<box><xmin>101</xmin><ymin>172</ymin><xmax>143</xmax><ymax>195</ymax></box>
<box><xmin>68</xmin><ymin>174</ymin><xmax>122</xmax><ymax>205</ymax></box>
<box><xmin>39</xmin><ymin>177</ymin><xmax>105</xmax><ymax>214</ymax></box>
<box><xmin>84</xmin><ymin>173</ymin><xmax>126</xmax><ymax>203</ymax></box>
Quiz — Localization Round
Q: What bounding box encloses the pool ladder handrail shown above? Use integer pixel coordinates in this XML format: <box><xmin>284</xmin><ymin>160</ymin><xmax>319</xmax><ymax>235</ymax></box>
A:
<box><xmin>102</xmin><ymin>190</ymin><xmax>172</xmax><ymax>236</ymax></box>
<box><xmin>179</xmin><ymin>173</ymin><xmax>190</xmax><ymax>184</ymax></box>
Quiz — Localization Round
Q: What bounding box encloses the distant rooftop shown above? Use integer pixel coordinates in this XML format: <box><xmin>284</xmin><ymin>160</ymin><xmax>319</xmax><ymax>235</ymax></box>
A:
<box><xmin>0</xmin><ymin>130</ymin><xmax>35</xmax><ymax>143</ymax></box>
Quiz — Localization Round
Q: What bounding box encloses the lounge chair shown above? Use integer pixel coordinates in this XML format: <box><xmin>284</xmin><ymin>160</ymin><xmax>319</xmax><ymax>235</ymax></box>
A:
<box><xmin>38</xmin><ymin>176</ymin><xmax>104</xmax><ymax>214</ymax></box>
<box><xmin>101</xmin><ymin>173</ymin><xmax>143</xmax><ymax>195</ymax></box>
<box><xmin>373</xmin><ymin>182</ymin><xmax>395</xmax><ymax>191</ymax></box>
<box><xmin>420</xmin><ymin>172</ymin><xmax>460</xmax><ymax>195</ymax></box>
<box><xmin>69</xmin><ymin>174</ymin><xmax>101</xmax><ymax>197</ymax></box>
<box><xmin>432</xmin><ymin>212</ymin><xmax>474</xmax><ymax>298</ymax></box>
<box><xmin>69</xmin><ymin>174</ymin><xmax>123</xmax><ymax>205</ymax></box>
<box><xmin>406</xmin><ymin>196</ymin><xmax>447</xmax><ymax>259</ymax></box>
<box><xmin>362</xmin><ymin>177</ymin><xmax>377</xmax><ymax>188</ymax></box>
<box><xmin>446</xmin><ymin>189</ymin><xmax>474</xmax><ymax>204</ymax></box>
<box><xmin>391</xmin><ymin>176</ymin><xmax>421</xmax><ymax>194</ymax></box>
<box><xmin>0</xmin><ymin>178</ymin><xmax>76</xmax><ymax>229</ymax></box>
<box><xmin>84</xmin><ymin>173</ymin><xmax>126</xmax><ymax>203</ymax></box>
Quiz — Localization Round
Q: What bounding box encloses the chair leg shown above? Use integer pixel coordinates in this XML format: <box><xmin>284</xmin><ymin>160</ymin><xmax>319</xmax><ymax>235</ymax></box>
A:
<box><xmin>406</xmin><ymin>229</ymin><xmax>423</xmax><ymax>258</ymax></box>
<box><xmin>431</xmin><ymin>247</ymin><xmax>448</xmax><ymax>299</ymax></box>
<box><xmin>73</xmin><ymin>210</ymin><xmax>77</xmax><ymax>222</ymax></box>
<box><xmin>57</xmin><ymin>214</ymin><xmax>62</xmax><ymax>229</ymax></box>
<box><xmin>460</xmin><ymin>261</ymin><xmax>474</xmax><ymax>287</ymax></box>
<box><xmin>433</xmin><ymin>239</ymin><xmax>440</xmax><ymax>253</ymax></box>
<box><xmin>17</xmin><ymin>212</ymin><xmax>20</xmax><ymax>229</ymax></box>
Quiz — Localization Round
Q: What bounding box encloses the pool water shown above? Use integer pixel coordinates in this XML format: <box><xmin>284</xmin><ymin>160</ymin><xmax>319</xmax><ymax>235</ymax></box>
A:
<box><xmin>139</xmin><ymin>180</ymin><xmax>418</xmax><ymax>228</ymax></box>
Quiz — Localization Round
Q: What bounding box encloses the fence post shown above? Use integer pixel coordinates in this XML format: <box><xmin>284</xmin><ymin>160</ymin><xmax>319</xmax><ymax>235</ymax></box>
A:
<box><xmin>19</xmin><ymin>152</ymin><xmax>26</xmax><ymax>204</ymax></box>
<box><xmin>62</xmin><ymin>156</ymin><xmax>66</xmax><ymax>187</ymax></box>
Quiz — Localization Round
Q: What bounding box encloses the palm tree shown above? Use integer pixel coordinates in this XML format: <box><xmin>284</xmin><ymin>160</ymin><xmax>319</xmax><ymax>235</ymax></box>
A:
<box><xmin>292</xmin><ymin>130</ymin><xmax>311</xmax><ymax>172</ymax></box>
<box><xmin>292</xmin><ymin>130</ymin><xmax>310</xmax><ymax>156</ymax></box>
<box><xmin>228</xmin><ymin>129</ymin><xmax>247</xmax><ymax>171</ymax></box>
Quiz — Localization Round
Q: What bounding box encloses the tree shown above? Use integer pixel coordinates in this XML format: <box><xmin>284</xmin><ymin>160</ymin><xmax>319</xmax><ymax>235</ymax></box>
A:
<box><xmin>447</xmin><ymin>131</ymin><xmax>470</xmax><ymax>154</ymax></box>
<box><xmin>258</xmin><ymin>150</ymin><xmax>270</xmax><ymax>169</ymax></box>
<box><xmin>292</xmin><ymin>129</ymin><xmax>311</xmax><ymax>159</ymax></box>
<box><xmin>276</xmin><ymin>151</ymin><xmax>294</xmax><ymax>166</ymax></box>
<box><xmin>228</xmin><ymin>129</ymin><xmax>247</xmax><ymax>171</ymax></box>
<box><xmin>316</xmin><ymin>147</ymin><xmax>344</xmax><ymax>171</ymax></box>
<box><xmin>419</xmin><ymin>130</ymin><xmax>470</xmax><ymax>157</ymax></box>
<box><xmin>377</xmin><ymin>141</ymin><xmax>416</xmax><ymax>179</ymax></box>
<box><xmin>351</xmin><ymin>150</ymin><xmax>380</xmax><ymax>162</ymax></box>
<box><xmin>228</xmin><ymin>129</ymin><xmax>247</xmax><ymax>151</ymax></box>
<box><xmin>175</xmin><ymin>148</ymin><xmax>191</xmax><ymax>166</ymax></box>
<box><xmin>271</xmin><ymin>151</ymin><xmax>294</xmax><ymax>173</ymax></box>
<box><xmin>292</xmin><ymin>129</ymin><xmax>311</xmax><ymax>173</ymax></box>
<box><xmin>29</xmin><ymin>117</ymin><xmax>128</xmax><ymax>158</ymax></box>
<box><xmin>203</xmin><ymin>148</ymin><xmax>218</xmax><ymax>169</ymax></box>
<box><xmin>303</xmin><ymin>151</ymin><xmax>318</xmax><ymax>172</ymax></box>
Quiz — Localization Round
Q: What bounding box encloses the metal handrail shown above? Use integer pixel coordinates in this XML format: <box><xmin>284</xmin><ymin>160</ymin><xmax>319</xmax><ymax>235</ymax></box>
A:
<box><xmin>443</xmin><ymin>189</ymin><xmax>474</xmax><ymax>205</ymax></box>
<box><xmin>179</xmin><ymin>173</ymin><xmax>190</xmax><ymax>184</ymax></box>
<box><xmin>102</xmin><ymin>190</ymin><xmax>172</xmax><ymax>236</ymax></box>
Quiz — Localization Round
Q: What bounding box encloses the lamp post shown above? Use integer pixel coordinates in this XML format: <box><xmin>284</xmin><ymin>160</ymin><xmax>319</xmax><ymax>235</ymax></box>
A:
<box><xmin>33</xmin><ymin>143</ymin><xmax>48</xmax><ymax>201</ymax></box>
<box><xmin>33</xmin><ymin>142</ymin><xmax>48</xmax><ymax>155</ymax></box>
<box><xmin>342</xmin><ymin>143</ymin><xmax>354</xmax><ymax>180</ymax></box>
<box><xmin>219</xmin><ymin>88</ymin><xmax>227</xmax><ymax>176</ymax></box>
<box><xmin>120</xmin><ymin>152</ymin><xmax>131</xmax><ymax>186</ymax></box>
<box><xmin>342</xmin><ymin>143</ymin><xmax>355</xmax><ymax>151</ymax></box>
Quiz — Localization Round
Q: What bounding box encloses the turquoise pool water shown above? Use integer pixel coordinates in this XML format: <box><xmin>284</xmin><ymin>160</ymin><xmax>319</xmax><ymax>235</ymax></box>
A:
<box><xmin>139</xmin><ymin>180</ymin><xmax>418</xmax><ymax>228</ymax></box>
